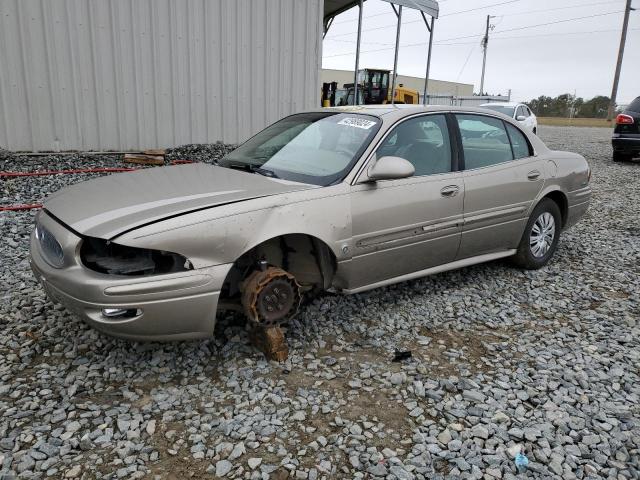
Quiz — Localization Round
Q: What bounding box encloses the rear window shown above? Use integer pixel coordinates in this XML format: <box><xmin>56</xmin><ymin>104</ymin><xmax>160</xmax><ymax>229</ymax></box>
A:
<box><xmin>482</xmin><ymin>105</ymin><xmax>516</xmax><ymax>117</ymax></box>
<box><xmin>627</xmin><ymin>97</ymin><xmax>640</xmax><ymax>113</ymax></box>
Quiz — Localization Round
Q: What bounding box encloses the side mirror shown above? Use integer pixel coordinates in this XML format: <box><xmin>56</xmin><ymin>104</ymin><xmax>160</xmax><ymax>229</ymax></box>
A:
<box><xmin>367</xmin><ymin>156</ymin><xmax>415</xmax><ymax>181</ymax></box>
<box><xmin>516</xmin><ymin>115</ymin><xmax>526</xmax><ymax>121</ymax></box>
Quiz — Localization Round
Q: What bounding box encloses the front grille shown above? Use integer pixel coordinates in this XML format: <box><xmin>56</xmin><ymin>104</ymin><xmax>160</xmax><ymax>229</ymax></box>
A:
<box><xmin>35</xmin><ymin>225</ymin><xmax>64</xmax><ymax>267</ymax></box>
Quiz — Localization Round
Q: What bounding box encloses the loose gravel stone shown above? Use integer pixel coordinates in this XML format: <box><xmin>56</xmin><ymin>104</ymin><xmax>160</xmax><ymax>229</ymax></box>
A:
<box><xmin>1</xmin><ymin>129</ymin><xmax>639</xmax><ymax>479</ymax></box>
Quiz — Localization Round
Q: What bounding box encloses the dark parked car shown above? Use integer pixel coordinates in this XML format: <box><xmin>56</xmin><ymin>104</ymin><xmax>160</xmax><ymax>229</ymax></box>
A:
<box><xmin>612</xmin><ymin>96</ymin><xmax>640</xmax><ymax>162</ymax></box>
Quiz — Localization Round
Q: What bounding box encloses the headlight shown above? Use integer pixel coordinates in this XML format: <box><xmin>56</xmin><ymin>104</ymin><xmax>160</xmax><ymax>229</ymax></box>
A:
<box><xmin>80</xmin><ymin>237</ymin><xmax>192</xmax><ymax>276</ymax></box>
<box><xmin>35</xmin><ymin>224</ymin><xmax>64</xmax><ymax>268</ymax></box>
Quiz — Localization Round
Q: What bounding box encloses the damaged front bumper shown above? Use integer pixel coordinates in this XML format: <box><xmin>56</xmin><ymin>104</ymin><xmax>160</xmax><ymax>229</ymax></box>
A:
<box><xmin>29</xmin><ymin>210</ymin><xmax>232</xmax><ymax>341</ymax></box>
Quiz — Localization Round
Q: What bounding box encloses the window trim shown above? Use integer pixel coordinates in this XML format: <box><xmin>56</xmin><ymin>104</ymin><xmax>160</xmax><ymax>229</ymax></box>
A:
<box><xmin>452</xmin><ymin>112</ymin><xmax>534</xmax><ymax>172</ymax></box>
<box><xmin>504</xmin><ymin>121</ymin><xmax>533</xmax><ymax>160</ymax></box>
<box><xmin>352</xmin><ymin>112</ymin><xmax>459</xmax><ymax>184</ymax></box>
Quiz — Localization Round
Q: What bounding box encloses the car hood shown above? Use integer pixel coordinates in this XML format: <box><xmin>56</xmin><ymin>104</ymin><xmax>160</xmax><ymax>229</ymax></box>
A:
<box><xmin>44</xmin><ymin>163</ymin><xmax>315</xmax><ymax>239</ymax></box>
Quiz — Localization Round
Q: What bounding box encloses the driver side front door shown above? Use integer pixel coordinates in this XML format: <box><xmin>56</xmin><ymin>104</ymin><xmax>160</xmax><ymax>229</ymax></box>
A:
<box><xmin>346</xmin><ymin>113</ymin><xmax>464</xmax><ymax>290</ymax></box>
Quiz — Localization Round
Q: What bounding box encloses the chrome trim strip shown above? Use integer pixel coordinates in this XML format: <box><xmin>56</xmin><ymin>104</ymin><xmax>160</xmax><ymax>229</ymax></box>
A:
<box><xmin>342</xmin><ymin>249</ymin><xmax>516</xmax><ymax>294</ymax></box>
<box><xmin>463</xmin><ymin>205</ymin><xmax>527</xmax><ymax>226</ymax></box>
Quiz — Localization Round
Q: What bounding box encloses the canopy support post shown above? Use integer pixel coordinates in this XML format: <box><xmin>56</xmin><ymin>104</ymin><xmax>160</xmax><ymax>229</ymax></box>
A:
<box><xmin>390</xmin><ymin>4</ymin><xmax>403</xmax><ymax>105</ymax></box>
<box><xmin>421</xmin><ymin>13</ymin><xmax>435</xmax><ymax>105</ymax></box>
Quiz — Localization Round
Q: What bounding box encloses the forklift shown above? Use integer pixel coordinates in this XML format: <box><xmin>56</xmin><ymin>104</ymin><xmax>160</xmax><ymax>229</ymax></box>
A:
<box><xmin>321</xmin><ymin>68</ymin><xmax>419</xmax><ymax>107</ymax></box>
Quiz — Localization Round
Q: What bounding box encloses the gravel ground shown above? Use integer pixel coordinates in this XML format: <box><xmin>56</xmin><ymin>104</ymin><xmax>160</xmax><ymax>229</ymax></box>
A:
<box><xmin>1</xmin><ymin>127</ymin><xmax>638</xmax><ymax>479</ymax></box>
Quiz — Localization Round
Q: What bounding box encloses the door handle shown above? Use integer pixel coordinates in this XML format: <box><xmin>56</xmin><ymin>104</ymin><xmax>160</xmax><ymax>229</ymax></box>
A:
<box><xmin>527</xmin><ymin>170</ymin><xmax>541</xmax><ymax>180</ymax></box>
<box><xmin>440</xmin><ymin>185</ymin><xmax>459</xmax><ymax>197</ymax></box>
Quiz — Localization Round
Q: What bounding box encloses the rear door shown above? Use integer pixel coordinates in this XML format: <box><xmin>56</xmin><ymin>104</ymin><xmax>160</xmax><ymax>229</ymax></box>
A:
<box><xmin>348</xmin><ymin>113</ymin><xmax>464</xmax><ymax>289</ymax></box>
<box><xmin>454</xmin><ymin>114</ymin><xmax>545</xmax><ymax>259</ymax></box>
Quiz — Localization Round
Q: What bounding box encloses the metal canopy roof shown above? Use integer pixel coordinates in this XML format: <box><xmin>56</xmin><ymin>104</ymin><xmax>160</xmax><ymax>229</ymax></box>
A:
<box><xmin>379</xmin><ymin>0</ymin><xmax>439</xmax><ymax>18</ymax></box>
<box><xmin>324</xmin><ymin>0</ymin><xmax>361</xmax><ymax>23</ymax></box>
<box><xmin>324</xmin><ymin>0</ymin><xmax>438</xmax><ymax>22</ymax></box>
<box><xmin>323</xmin><ymin>0</ymin><xmax>439</xmax><ymax>106</ymax></box>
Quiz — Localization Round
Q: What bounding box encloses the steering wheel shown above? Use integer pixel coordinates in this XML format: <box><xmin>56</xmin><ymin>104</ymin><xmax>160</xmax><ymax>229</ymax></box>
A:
<box><xmin>335</xmin><ymin>149</ymin><xmax>354</xmax><ymax>158</ymax></box>
<box><xmin>481</xmin><ymin>130</ymin><xmax>501</xmax><ymax>139</ymax></box>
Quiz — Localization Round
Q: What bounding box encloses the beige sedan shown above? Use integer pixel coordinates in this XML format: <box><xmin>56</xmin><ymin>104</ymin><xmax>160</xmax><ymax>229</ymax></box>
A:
<box><xmin>30</xmin><ymin>105</ymin><xmax>591</xmax><ymax>340</ymax></box>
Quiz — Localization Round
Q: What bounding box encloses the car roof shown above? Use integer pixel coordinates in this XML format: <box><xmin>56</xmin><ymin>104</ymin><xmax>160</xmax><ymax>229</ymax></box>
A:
<box><xmin>479</xmin><ymin>102</ymin><xmax>521</xmax><ymax>107</ymax></box>
<box><xmin>312</xmin><ymin>104</ymin><xmax>521</xmax><ymax>122</ymax></box>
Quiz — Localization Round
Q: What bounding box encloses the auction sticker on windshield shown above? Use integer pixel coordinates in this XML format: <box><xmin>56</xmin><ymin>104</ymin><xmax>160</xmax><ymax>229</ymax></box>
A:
<box><xmin>337</xmin><ymin>117</ymin><xmax>377</xmax><ymax>129</ymax></box>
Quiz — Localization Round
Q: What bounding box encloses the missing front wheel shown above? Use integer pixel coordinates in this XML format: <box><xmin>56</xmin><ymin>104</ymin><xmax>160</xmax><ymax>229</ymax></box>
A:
<box><xmin>240</xmin><ymin>266</ymin><xmax>302</xmax><ymax>326</ymax></box>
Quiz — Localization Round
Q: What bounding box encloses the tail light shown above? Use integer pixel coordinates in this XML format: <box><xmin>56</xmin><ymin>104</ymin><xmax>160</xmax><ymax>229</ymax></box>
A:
<box><xmin>616</xmin><ymin>114</ymin><xmax>634</xmax><ymax>125</ymax></box>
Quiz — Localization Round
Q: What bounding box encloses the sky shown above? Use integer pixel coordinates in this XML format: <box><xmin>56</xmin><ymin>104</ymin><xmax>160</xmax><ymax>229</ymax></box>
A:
<box><xmin>322</xmin><ymin>0</ymin><xmax>640</xmax><ymax>105</ymax></box>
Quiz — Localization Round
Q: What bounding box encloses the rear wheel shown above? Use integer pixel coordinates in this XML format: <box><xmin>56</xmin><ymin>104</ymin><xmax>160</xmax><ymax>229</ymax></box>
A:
<box><xmin>613</xmin><ymin>151</ymin><xmax>629</xmax><ymax>162</ymax></box>
<box><xmin>512</xmin><ymin>198</ymin><xmax>561</xmax><ymax>270</ymax></box>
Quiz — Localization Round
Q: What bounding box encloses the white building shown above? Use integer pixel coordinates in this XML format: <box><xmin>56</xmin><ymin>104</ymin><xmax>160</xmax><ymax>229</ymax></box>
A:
<box><xmin>0</xmin><ymin>0</ymin><xmax>471</xmax><ymax>152</ymax></box>
<box><xmin>0</xmin><ymin>0</ymin><xmax>330</xmax><ymax>151</ymax></box>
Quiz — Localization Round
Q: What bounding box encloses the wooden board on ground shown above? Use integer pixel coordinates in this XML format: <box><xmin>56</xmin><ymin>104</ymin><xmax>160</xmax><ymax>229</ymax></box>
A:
<box><xmin>249</xmin><ymin>325</ymin><xmax>289</xmax><ymax>362</ymax></box>
<box><xmin>123</xmin><ymin>153</ymin><xmax>164</xmax><ymax>165</ymax></box>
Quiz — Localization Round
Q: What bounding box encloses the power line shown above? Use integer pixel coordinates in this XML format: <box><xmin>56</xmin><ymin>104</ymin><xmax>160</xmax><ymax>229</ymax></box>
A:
<box><xmin>325</xmin><ymin>5</ymin><xmax>628</xmax><ymax>47</ymax></box>
<box><xmin>329</xmin><ymin>0</ymin><xmax>526</xmax><ymax>35</ymax></box>
<box><xmin>441</xmin><ymin>0</ymin><xmax>526</xmax><ymax>17</ymax></box>
<box><xmin>414</xmin><ymin>10</ymin><xmax>626</xmax><ymax>44</ymax></box>
<box><xmin>331</xmin><ymin>0</ymin><xmax>524</xmax><ymax>26</ymax></box>
<box><xmin>327</xmin><ymin>0</ymin><xmax>622</xmax><ymax>38</ymax></box>
<box><xmin>323</xmin><ymin>23</ymin><xmax>638</xmax><ymax>59</ymax></box>
<box><xmin>456</xmin><ymin>44</ymin><xmax>478</xmax><ymax>81</ymax></box>
<box><xmin>497</xmin><ymin>0</ymin><xmax>622</xmax><ymax>17</ymax></box>
<box><xmin>435</xmin><ymin>27</ymin><xmax>640</xmax><ymax>45</ymax></box>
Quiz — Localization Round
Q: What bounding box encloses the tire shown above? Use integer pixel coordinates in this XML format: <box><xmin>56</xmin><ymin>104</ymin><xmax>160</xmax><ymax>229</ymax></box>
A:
<box><xmin>512</xmin><ymin>198</ymin><xmax>562</xmax><ymax>270</ymax></box>
<box><xmin>613</xmin><ymin>151</ymin><xmax>628</xmax><ymax>163</ymax></box>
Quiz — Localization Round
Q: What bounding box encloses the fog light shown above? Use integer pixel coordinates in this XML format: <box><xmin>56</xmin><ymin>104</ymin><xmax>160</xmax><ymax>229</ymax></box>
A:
<box><xmin>101</xmin><ymin>308</ymin><xmax>142</xmax><ymax>319</ymax></box>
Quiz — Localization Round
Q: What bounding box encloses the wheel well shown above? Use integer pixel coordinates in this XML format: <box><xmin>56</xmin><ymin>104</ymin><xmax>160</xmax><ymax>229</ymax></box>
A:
<box><xmin>221</xmin><ymin>234</ymin><xmax>337</xmax><ymax>299</ymax></box>
<box><xmin>543</xmin><ymin>190</ymin><xmax>568</xmax><ymax>227</ymax></box>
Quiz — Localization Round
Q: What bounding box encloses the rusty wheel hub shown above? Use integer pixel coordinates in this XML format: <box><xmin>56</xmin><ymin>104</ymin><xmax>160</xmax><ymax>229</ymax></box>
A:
<box><xmin>241</xmin><ymin>267</ymin><xmax>301</xmax><ymax>326</ymax></box>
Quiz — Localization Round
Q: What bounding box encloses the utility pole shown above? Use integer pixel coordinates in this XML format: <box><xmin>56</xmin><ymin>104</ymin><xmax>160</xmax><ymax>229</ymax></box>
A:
<box><xmin>390</xmin><ymin>4</ymin><xmax>403</xmax><ymax>105</ymax></box>
<box><xmin>479</xmin><ymin>15</ymin><xmax>492</xmax><ymax>95</ymax></box>
<box><xmin>607</xmin><ymin>0</ymin><xmax>634</xmax><ymax>121</ymax></box>
<box><xmin>353</xmin><ymin>0</ymin><xmax>364</xmax><ymax>105</ymax></box>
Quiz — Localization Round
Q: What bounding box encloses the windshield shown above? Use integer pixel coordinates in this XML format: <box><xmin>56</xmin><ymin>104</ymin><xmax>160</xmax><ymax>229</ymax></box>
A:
<box><xmin>220</xmin><ymin>112</ymin><xmax>381</xmax><ymax>186</ymax></box>
<box><xmin>482</xmin><ymin>105</ymin><xmax>516</xmax><ymax>117</ymax></box>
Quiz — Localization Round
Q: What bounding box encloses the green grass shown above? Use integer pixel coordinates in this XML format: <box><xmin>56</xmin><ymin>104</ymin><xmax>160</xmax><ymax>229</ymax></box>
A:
<box><xmin>537</xmin><ymin>117</ymin><xmax>614</xmax><ymax>128</ymax></box>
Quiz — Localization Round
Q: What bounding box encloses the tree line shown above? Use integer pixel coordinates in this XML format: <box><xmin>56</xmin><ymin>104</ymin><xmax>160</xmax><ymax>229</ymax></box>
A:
<box><xmin>525</xmin><ymin>94</ymin><xmax>614</xmax><ymax>118</ymax></box>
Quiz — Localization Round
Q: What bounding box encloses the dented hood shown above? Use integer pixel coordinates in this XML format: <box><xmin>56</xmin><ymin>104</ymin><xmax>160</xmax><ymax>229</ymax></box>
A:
<box><xmin>44</xmin><ymin>163</ymin><xmax>314</xmax><ymax>239</ymax></box>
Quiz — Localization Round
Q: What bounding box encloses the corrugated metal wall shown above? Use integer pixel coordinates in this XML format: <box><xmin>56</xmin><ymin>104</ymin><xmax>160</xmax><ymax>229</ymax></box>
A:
<box><xmin>0</xmin><ymin>0</ymin><xmax>323</xmax><ymax>151</ymax></box>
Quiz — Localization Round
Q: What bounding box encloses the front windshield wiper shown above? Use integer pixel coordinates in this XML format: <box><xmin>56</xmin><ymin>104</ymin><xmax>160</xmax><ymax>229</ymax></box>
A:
<box><xmin>226</xmin><ymin>163</ymin><xmax>279</xmax><ymax>179</ymax></box>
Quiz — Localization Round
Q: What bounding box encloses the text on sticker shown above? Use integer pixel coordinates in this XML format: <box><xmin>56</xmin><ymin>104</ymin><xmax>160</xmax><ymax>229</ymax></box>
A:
<box><xmin>337</xmin><ymin>118</ymin><xmax>377</xmax><ymax>130</ymax></box>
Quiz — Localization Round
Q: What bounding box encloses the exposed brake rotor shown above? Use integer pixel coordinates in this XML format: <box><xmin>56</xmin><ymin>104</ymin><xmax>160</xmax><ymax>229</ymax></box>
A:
<box><xmin>241</xmin><ymin>266</ymin><xmax>302</xmax><ymax>326</ymax></box>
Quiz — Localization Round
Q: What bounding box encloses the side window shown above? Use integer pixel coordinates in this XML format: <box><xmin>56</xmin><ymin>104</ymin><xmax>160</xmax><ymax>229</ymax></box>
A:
<box><xmin>506</xmin><ymin>124</ymin><xmax>531</xmax><ymax>159</ymax></box>
<box><xmin>525</xmin><ymin>106</ymin><xmax>532</xmax><ymax>116</ymax></box>
<box><xmin>516</xmin><ymin>106</ymin><xmax>526</xmax><ymax>118</ymax></box>
<box><xmin>456</xmin><ymin>114</ymin><xmax>513</xmax><ymax>169</ymax></box>
<box><xmin>377</xmin><ymin>114</ymin><xmax>452</xmax><ymax>176</ymax></box>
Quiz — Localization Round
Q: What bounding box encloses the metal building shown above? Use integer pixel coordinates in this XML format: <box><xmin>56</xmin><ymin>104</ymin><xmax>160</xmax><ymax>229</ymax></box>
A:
<box><xmin>0</xmin><ymin>0</ymin><xmax>326</xmax><ymax>152</ymax></box>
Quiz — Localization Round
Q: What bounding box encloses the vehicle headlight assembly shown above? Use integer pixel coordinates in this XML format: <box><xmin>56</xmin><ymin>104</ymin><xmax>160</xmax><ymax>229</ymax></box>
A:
<box><xmin>80</xmin><ymin>237</ymin><xmax>192</xmax><ymax>276</ymax></box>
<box><xmin>35</xmin><ymin>224</ymin><xmax>65</xmax><ymax>268</ymax></box>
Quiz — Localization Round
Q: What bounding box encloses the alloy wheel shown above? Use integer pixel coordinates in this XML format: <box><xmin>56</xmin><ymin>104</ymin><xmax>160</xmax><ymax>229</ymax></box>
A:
<box><xmin>529</xmin><ymin>212</ymin><xmax>555</xmax><ymax>258</ymax></box>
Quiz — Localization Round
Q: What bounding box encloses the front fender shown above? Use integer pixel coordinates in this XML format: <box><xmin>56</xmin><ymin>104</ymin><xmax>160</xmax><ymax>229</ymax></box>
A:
<box><xmin>114</xmin><ymin>185</ymin><xmax>352</xmax><ymax>268</ymax></box>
